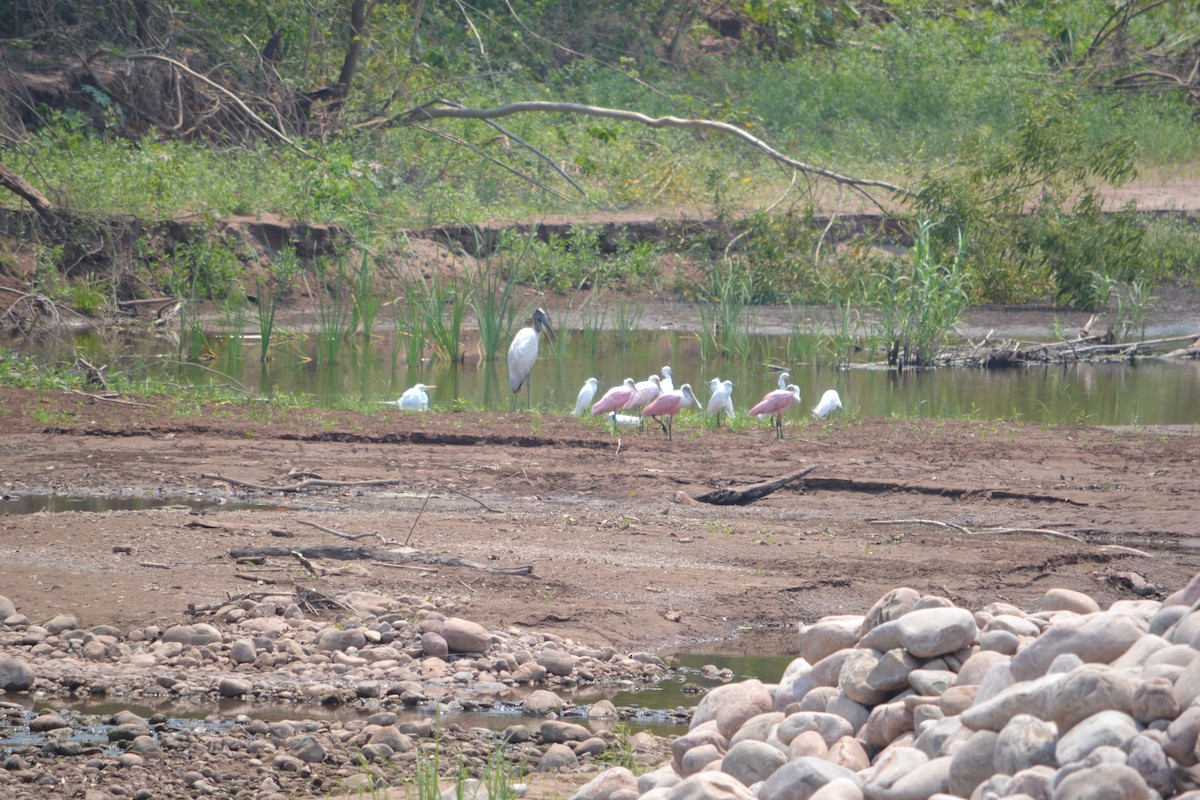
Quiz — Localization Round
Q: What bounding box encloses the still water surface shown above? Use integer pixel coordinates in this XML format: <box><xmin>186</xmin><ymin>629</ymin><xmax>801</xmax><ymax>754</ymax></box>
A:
<box><xmin>14</xmin><ymin>327</ymin><xmax>1200</xmax><ymax>426</ymax></box>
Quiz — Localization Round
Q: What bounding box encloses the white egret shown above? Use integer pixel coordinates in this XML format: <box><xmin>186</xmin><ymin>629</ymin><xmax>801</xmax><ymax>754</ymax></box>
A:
<box><xmin>573</xmin><ymin>377</ymin><xmax>599</xmax><ymax>416</ymax></box>
<box><xmin>749</xmin><ymin>384</ymin><xmax>803</xmax><ymax>439</ymax></box>
<box><xmin>777</xmin><ymin>371</ymin><xmax>790</xmax><ymax>390</ymax></box>
<box><xmin>398</xmin><ymin>383</ymin><xmax>435</xmax><ymax>411</ymax></box>
<box><xmin>706</xmin><ymin>378</ymin><xmax>735</xmax><ymax>427</ymax></box>
<box><xmin>507</xmin><ymin>307</ymin><xmax>556</xmax><ymax>408</ymax></box>
<box><xmin>660</xmin><ymin>366</ymin><xmax>675</xmax><ymax>393</ymax></box>
<box><xmin>608</xmin><ymin>411</ymin><xmax>643</xmax><ymax>428</ymax></box>
<box><xmin>813</xmin><ymin>389</ymin><xmax>843</xmax><ymax>419</ymax></box>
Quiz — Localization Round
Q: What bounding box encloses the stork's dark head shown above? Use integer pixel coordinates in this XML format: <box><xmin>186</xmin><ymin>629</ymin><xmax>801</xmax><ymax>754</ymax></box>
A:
<box><xmin>533</xmin><ymin>307</ymin><xmax>556</xmax><ymax>341</ymax></box>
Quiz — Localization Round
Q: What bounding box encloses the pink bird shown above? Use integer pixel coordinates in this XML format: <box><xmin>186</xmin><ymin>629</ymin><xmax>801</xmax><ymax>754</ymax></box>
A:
<box><xmin>591</xmin><ymin>378</ymin><xmax>638</xmax><ymax>416</ymax></box>
<box><xmin>749</xmin><ymin>384</ymin><xmax>803</xmax><ymax>439</ymax></box>
<box><xmin>641</xmin><ymin>384</ymin><xmax>699</xmax><ymax>441</ymax></box>
<box><xmin>623</xmin><ymin>375</ymin><xmax>662</xmax><ymax>410</ymax></box>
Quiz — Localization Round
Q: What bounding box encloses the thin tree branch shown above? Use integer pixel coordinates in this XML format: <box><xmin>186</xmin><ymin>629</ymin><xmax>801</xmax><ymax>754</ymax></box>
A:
<box><xmin>121</xmin><ymin>53</ymin><xmax>316</xmax><ymax>159</ymax></box>
<box><xmin>400</xmin><ymin>100</ymin><xmax>911</xmax><ymax>199</ymax></box>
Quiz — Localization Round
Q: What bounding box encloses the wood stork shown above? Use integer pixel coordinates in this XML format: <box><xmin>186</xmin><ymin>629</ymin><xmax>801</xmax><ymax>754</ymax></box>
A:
<box><xmin>507</xmin><ymin>307</ymin><xmax>555</xmax><ymax>409</ymax></box>
<box><xmin>749</xmin><ymin>384</ymin><xmax>802</xmax><ymax>439</ymax></box>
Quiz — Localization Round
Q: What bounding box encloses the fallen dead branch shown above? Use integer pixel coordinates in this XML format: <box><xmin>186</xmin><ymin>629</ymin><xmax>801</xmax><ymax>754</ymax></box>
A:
<box><xmin>296</xmin><ymin>519</ymin><xmax>383</xmax><ymax>542</ymax></box>
<box><xmin>201</xmin><ymin>473</ymin><xmax>408</xmax><ymax>493</ymax></box>
<box><xmin>869</xmin><ymin>518</ymin><xmax>1085</xmax><ymax>543</ymax></box>
<box><xmin>804</xmin><ymin>477</ymin><xmax>1087</xmax><ymax>507</ymax></box>
<box><xmin>229</xmin><ymin>544</ymin><xmax>535</xmax><ymax>576</ymax></box>
<box><xmin>68</xmin><ymin>389</ymin><xmax>155</xmax><ymax>408</ymax></box>
<box><xmin>934</xmin><ymin>331</ymin><xmax>1200</xmax><ymax>367</ymax></box>
<box><xmin>694</xmin><ymin>466</ymin><xmax>819</xmax><ymax>506</ymax></box>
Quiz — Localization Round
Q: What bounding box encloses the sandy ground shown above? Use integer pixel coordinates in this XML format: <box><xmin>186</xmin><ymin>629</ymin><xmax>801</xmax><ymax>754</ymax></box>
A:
<box><xmin>1</xmin><ymin>386</ymin><xmax>1197</xmax><ymax>652</ymax></box>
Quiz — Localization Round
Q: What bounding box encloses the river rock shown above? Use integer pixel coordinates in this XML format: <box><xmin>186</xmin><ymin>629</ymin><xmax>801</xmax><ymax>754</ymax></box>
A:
<box><xmin>1051</xmin><ymin>763</ymin><xmax>1152</xmax><ymax>800</ymax></box>
<box><xmin>775</xmin><ymin>658</ymin><xmax>813</xmax><ymax>709</ymax></box>
<box><xmin>721</xmin><ymin>739</ymin><xmax>787</xmax><ymax>785</ymax></box>
<box><xmin>865</xmin><ymin>745</ymin><xmax>927</xmax><ymax>795</ymax></box>
<box><xmin>1010</xmin><ymin>613</ymin><xmax>1144</xmax><ymax>681</ymax></box>
<box><xmin>867</xmin><ymin>648</ymin><xmax>919</xmax><ymax>692</ymax></box>
<box><xmin>284</xmin><ymin>734</ymin><xmax>326</xmax><ymax>763</ymax></box>
<box><xmin>897</xmin><ymin>607</ymin><xmax>978</xmax><ymax>658</ymax></box>
<box><xmin>757</xmin><ymin>757</ymin><xmax>862</xmax><ymax>800</ymax></box>
<box><xmin>826</xmin><ymin>692</ymin><xmax>870</xmax><ymax>732</ymax></box>
<box><xmin>28</xmin><ymin>712</ymin><xmax>68</xmax><ymax>732</ymax></box>
<box><xmin>1126</xmin><ymin>733</ymin><xmax>1172</xmax><ymax>796</ymax></box>
<box><xmin>442</xmin><ymin>617</ymin><xmax>491</xmax><ymax>653</ymax></box>
<box><xmin>0</xmin><ymin>596</ymin><xmax>15</xmax><ymax>618</ymax></box>
<box><xmin>994</xmin><ymin>713</ymin><xmax>1058</xmax><ymax>774</ymax></box>
<box><xmin>800</xmin><ymin>616</ymin><xmax>864</xmax><ymax>664</ymax></box>
<box><xmin>828</xmin><ymin>737</ymin><xmax>870</xmax><ymax>772</ymax></box>
<box><xmin>218</xmin><ymin>677</ymin><xmax>249</xmax><ymax>697</ymax></box>
<box><xmin>589</xmin><ymin>699</ymin><xmax>619</xmax><ymax>720</ymax></box>
<box><xmin>1046</xmin><ymin>665</ymin><xmax>1135</xmax><ymax>731</ymax></box>
<box><xmin>672</xmin><ymin>722</ymin><xmax>728</xmax><ymax>775</ymax></box>
<box><xmin>317</xmin><ymin>627</ymin><xmax>366</xmax><ymax>652</ymax></box>
<box><xmin>862</xmin><ymin>701</ymin><xmax>913</xmax><ymax>750</ymax></box>
<box><xmin>946</xmin><ymin>729</ymin><xmax>997</xmax><ymax>797</ymax></box>
<box><xmin>1038</xmin><ymin>589</ymin><xmax>1101</xmax><ymax>615</ymax></box>
<box><xmin>44</xmin><ymin>613</ymin><xmax>77</xmax><ymax>635</ymax></box>
<box><xmin>788</xmin><ymin>730</ymin><xmax>829</xmax><ymax>759</ymax></box>
<box><xmin>838</xmin><ymin>649</ymin><xmax>885</xmax><ymax>706</ymax></box>
<box><xmin>909</xmin><ymin>668</ymin><xmax>956</xmax><ymax>696</ymax></box>
<box><xmin>883</xmin><ymin>755</ymin><xmax>951</xmax><ymax>800</ymax></box>
<box><xmin>539</xmin><ymin>743</ymin><xmax>579</xmax><ymax>772</ymax></box>
<box><xmin>523</xmin><ymin>689</ymin><xmax>564</xmax><ymax>716</ymax></box>
<box><xmin>666</xmin><ymin>771</ymin><xmax>757</xmax><ymax>800</ymax></box>
<box><xmin>540</xmin><ymin>720</ymin><xmax>589</xmax><ymax>743</ymax></box>
<box><xmin>1162</xmin><ymin>705</ymin><xmax>1200</xmax><ymax>766</ymax></box>
<box><xmin>858</xmin><ymin>619</ymin><xmax>904</xmax><ymax>653</ymax></box>
<box><xmin>1054</xmin><ymin>710</ymin><xmax>1140</xmax><ymax>765</ymax></box>
<box><xmin>571</xmin><ymin>767</ymin><xmax>639</xmax><ymax>800</ymax></box>
<box><xmin>691</xmin><ymin>679</ymin><xmax>773</xmax><ymax>739</ymax></box>
<box><xmin>860</xmin><ymin>587</ymin><xmax>921</xmax><ymax>635</ymax></box>
<box><xmin>537</xmin><ymin>649</ymin><xmax>577</xmax><ymax>677</ymax></box>
<box><xmin>0</xmin><ymin>657</ymin><xmax>34</xmax><ymax>691</ymax></box>
<box><xmin>776</xmin><ymin>712</ymin><xmax>854</xmax><ymax>748</ymax></box>
<box><xmin>421</xmin><ymin>631</ymin><xmax>449</xmax><ymax>657</ymax></box>
<box><xmin>729</xmin><ymin>712</ymin><xmax>783</xmax><ymax>747</ymax></box>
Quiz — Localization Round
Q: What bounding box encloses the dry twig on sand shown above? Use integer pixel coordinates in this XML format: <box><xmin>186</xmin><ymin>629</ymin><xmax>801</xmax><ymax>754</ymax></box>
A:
<box><xmin>869</xmin><ymin>518</ymin><xmax>1085</xmax><ymax>542</ymax></box>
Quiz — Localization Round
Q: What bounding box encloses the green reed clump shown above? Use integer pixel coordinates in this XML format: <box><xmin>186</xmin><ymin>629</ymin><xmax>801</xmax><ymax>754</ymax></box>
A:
<box><xmin>406</xmin><ymin>267</ymin><xmax>467</xmax><ymax>362</ymax></box>
<box><xmin>255</xmin><ymin>248</ymin><xmax>301</xmax><ymax>362</ymax></box>
<box><xmin>468</xmin><ymin>231</ymin><xmax>525</xmax><ymax>360</ymax></box>
<box><xmin>869</xmin><ymin>220</ymin><xmax>969</xmax><ymax>369</ymax></box>
<box><xmin>698</xmin><ymin>262</ymin><xmax>752</xmax><ymax>358</ymax></box>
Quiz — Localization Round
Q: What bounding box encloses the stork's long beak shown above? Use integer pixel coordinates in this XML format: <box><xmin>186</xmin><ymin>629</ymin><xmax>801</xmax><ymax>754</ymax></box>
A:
<box><xmin>538</xmin><ymin>309</ymin><xmax>557</xmax><ymax>342</ymax></box>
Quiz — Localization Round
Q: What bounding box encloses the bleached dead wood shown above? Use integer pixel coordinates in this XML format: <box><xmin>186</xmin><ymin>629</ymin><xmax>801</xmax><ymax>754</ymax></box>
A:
<box><xmin>869</xmin><ymin>518</ymin><xmax>1085</xmax><ymax>542</ymax></box>
<box><xmin>228</xmin><ymin>544</ymin><xmax>535</xmax><ymax>576</ymax></box>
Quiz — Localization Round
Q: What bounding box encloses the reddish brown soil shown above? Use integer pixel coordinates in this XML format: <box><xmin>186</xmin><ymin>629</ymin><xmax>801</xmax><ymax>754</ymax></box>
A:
<box><xmin>1</xmin><ymin>387</ymin><xmax>1196</xmax><ymax>651</ymax></box>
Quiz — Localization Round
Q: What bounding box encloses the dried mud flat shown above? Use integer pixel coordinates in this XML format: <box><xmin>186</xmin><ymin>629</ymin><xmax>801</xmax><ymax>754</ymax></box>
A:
<box><xmin>1</xmin><ymin>387</ymin><xmax>1199</xmax><ymax>798</ymax></box>
<box><xmin>1</xmin><ymin>389</ymin><xmax>1197</xmax><ymax>647</ymax></box>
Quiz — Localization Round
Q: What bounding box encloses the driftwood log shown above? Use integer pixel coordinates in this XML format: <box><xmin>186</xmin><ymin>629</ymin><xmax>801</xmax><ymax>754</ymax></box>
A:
<box><xmin>694</xmin><ymin>466</ymin><xmax>818</xmax><ymax>506</ymax></box>
<box><xmin>228</xmin><ymin>544</ymin><xmax>535</xmax><ymax>576</ymax></box>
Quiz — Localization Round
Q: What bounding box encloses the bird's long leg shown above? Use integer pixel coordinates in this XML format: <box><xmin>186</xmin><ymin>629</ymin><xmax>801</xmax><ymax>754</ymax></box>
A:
<box><xmin>775</xmin><ymin>413</ymin><xmax>783</xmax><ymax>439</ymax></box>
<box><xmin>526</xmin><ymin>380</ymin><xmax>532</xmax><ymax>410</ymax></box>
<box><xmin>653</xmin><ymin>415</ymin><xmax>667</xmax><ymax>434</ymax></box>
<box><xmin>666</xmin><ymin>415</ymin><xmax>674</xmax><ymax>442</ymax></box>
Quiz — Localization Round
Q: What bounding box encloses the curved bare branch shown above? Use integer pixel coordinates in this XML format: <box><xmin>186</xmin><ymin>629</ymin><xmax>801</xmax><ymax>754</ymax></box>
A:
<box><xmin>400</xmin><ymin>99</ymin><xmax>911</xmax><ymax>199</ymax></box>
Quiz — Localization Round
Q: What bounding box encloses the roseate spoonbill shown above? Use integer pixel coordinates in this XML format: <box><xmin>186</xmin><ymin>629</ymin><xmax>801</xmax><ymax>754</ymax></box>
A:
<box><xmin>398</xmin><ymin>383</ymin><xmax>435</xmax><ymax>411</ymax></box>
<box><xmin>660</xmin><ymin>366</ymin><xmax>675</xmax><ymax>393</ymax></box>
<box><xmin>641</xmin><ymin>384</ymin><xmax>699</xmax><ymax>441</ymax></box>
<box><xmin>813</xmin><ymin>389</ymin><xmax>843</xmax><ymax>419</ymax></box>
<box><xmin>749</xmin><ymin>384</ymin><xmax>802</xmax><ymax>439</ymax></box>
<box><xmin>706</xmin><ymin>378</ymin><xmax>735</xmax><ymax>427</ymax></box>
<box><xmin>592</xmin><ymin>378</ymin><xmax>638</xmax><ymax>416</ymax></box>
<box><xmin>624</xmin><ymin>375</ymin><xmax>662</xmax><ymax>410</ymax></box>
<box><xmin>507</xmin><ymin>307</ymin><xmax>555</xmax><ymax>409</ymax></box>
<box><xmin>573</xmin><ymin>378</ymin><xmax>599</xmax><ymax>416</ymax></box>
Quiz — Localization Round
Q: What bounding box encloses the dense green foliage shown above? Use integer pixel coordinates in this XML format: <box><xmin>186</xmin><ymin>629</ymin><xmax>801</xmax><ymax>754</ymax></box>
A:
<box><xmin>3</xmin><ymin>0</ymin><xmax>1200</xmax><ymax>315</ymax></box>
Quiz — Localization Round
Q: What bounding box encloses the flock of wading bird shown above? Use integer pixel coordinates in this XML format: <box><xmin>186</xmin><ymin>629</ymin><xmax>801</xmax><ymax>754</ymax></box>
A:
<box><xmin>388</xmin><ymin>308</ymin><xmax>844</xmax><ymax>440</ymax></box>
